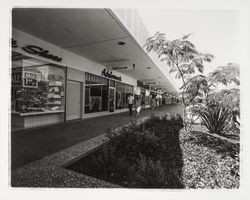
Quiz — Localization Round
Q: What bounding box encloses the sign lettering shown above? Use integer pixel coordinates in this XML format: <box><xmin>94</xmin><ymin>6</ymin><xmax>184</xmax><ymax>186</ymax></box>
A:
<box><xmin>22</xmin><ymin>45</ymin><xmax>62</xmax><ymax>62</ymax></box>
<box><xmin>101</xmin><ymin>69</ymin><xmax>121</xmax><ymax>81</ymax></box>
<box><xmin>12</xmin><ymin>68</ymin><xmax>22</xmax><ymax>86</ymax></box>
<box><xmin>137</xmin><ymin>80</ymin><xmax>150</xmax><ymax>90</ymax></box>
<box><xmin>12</xmin><ymin>39</ymin><xmax>18</xmax><ymax>48</ymax></box>
<box><xmin>22</xmin><ymin>71</ymin><xmax>38</xmax><ymax>88</ymax></box>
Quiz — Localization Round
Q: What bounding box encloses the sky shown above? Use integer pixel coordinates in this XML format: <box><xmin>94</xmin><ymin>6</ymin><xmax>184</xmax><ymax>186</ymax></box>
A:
<box><xmin>137</xmin><ymin>9</ymin><xmax>241</xmax><ymax>88</ymax></box>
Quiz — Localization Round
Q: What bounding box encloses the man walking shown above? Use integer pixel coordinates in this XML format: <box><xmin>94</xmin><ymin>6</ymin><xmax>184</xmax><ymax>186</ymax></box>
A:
<box><xmin>127</xmin><ymin>93</ymin><xmax>134</xmax><ymax>116</ymax></box>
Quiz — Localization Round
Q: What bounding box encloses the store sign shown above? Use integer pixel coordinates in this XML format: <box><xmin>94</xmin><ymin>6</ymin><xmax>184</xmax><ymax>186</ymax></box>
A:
<box><xmin>144</xmin><ymin>81</ymin><xmax>158</xmax><ymax>85</ymax></box>
<box><xmin>134</xmin><ymin>86</ymin><xmax>141</xmax><ymax>95</ymax></box>
<box><xmin>12</xmin><ymin>68</ymin><xmax>22</xmax><ymax>86</ymax></box>
<box><xmin>12</xmin><ymin>38</ymin><xmax>62</xmax><ymax>62</ymax></box>
<box><xmin>12</xmin><ymin>39</ymin><xmax>18</xmax><ymax>48</ymax></box>
<box><xmin>22</xmin><ymin>71</ymin><xmax>38</xmax><ymax>88</ymax></box>
<box><xmin>111</xmin><ymin>63</ymin><xmax>135</xmax><ymax>70</ymax></box>
<box><xmin>22</xmin><ymin>45</ymin><xmax>62</xmax><ymax>62</ymax></box>
<box><xmin>101</xmin><ymin>69</ymin><xmax>121</xmax><ymax>81</ymax></box>
<box><xmin>137</xmin><ymin>80</ymin><xmax>150</xmax><ymax>90</ymax></box>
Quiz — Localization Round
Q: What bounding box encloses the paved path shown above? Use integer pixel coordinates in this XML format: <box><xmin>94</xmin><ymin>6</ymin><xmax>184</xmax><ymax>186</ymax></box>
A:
<box><xmin>11</xmin><ymin>104</ymin><xmax>183</xmax><ymax>170</ymax></box>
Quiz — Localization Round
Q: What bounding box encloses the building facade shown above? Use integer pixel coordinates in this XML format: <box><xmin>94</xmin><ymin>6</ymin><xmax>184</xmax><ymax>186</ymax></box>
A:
<box><xmin>11</xmin><ymin>9</ymin><xmax>179</xmax><ymax>128</ymax></box>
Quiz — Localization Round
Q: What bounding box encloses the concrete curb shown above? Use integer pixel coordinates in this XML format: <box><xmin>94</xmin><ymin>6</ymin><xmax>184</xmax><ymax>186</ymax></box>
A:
<box><xmin>192</xmin><ymin>130</ymin><xmax>240</xmax><ymax>145</ymax></box>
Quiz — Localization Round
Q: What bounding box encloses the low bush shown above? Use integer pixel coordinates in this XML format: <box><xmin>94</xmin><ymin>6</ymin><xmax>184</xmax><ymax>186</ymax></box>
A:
<box><xmin>144</xmin><ymin>113</ymin><xmax>184</xmax><ymax>136</ymax></box>
<box><xmin>198</xmin><ymin>105</ymin><xmax>230</xmax><ymax>135</ymax></box>
<box><xmin>67</xmin><ymin>113</ymin><xmax>184</xmax><ymax>188</ymax></box>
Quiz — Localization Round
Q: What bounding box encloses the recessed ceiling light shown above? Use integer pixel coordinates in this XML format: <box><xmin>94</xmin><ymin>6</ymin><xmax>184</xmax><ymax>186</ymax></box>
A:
<box><xmin>66</xmin><ymin>27</ymin><xmax>72</xmax><ymax>33</ymax></box>
<box><xmin>118</xmin><ymin>41</ymin><xmax>126</xmax><ymax>46</ymax></box>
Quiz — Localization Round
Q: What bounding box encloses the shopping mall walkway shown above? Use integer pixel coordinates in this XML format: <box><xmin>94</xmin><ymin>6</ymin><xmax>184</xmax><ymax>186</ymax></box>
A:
<box><xmin>11</xmin><ymin>104</ymin><xmax>183</xmax><ymax>170</ymax></box>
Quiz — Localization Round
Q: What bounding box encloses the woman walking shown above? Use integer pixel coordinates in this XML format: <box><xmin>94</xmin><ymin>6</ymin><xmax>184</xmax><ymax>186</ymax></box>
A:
<box><xmin>134</xmin><ymin>96</ymin><xmax>141</xmax><ymax>117</ymax></box>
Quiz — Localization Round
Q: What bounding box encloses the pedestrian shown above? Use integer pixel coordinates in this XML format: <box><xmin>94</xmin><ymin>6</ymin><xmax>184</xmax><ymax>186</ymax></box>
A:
<box><xmin>159</xmin><ymin>96</ymin><xmax>162</xmax><ymax>107</ymax></box>
<box><xmin>155</xmin><ymin>95</ymin><xmax>159</xmax><ymax>107</ymax></box>
<box><xmin>127</xmin><ymin>93</ymin><xmax>134</xmax><ymax>116</ymax></box>
<box><xmin>151</xmin><ymin>96</ymin><xmax>156</xmax><ymax>110</ymax></box>
<box><xmin>162</xmin><ymin>97</ymin><xmax>166</xmax><ymax>106</ymax></box>
<box><xmin>135</xmin><ymin>96</ymin><xmax>141</xmax><ymax>116</ymax></box>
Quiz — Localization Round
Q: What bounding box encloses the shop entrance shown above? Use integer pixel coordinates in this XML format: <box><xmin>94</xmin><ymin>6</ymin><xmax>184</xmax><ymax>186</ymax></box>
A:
<box><xmin>66</xmin><ymin>80</ymin><xmax>82</xmax><ymax>120</ymax></box>
<box><xmin>109</xmin><ymin>87</ymin><xmax>115</xmax><ymax>112</ymax></box>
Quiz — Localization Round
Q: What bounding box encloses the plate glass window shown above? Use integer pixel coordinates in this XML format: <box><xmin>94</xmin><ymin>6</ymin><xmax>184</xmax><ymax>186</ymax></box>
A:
<box><xmin>11</xmin><ymin>52</ymin><xmax>65</xmax><ymax>113</ymax></box>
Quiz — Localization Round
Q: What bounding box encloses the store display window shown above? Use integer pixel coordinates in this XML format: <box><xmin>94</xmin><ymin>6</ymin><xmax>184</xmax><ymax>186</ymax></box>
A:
<box><xmin>145</xmin><ymin>89</ymin><xmax>151</xmax><ymax>106</ymax></box>
<box><xmin>116</xmin><ymin>82</ymin><xmax>133</xmax><ymax>109</ymax></box>
<box><xmin>115</xmin><ymin>82</ymin><xmax>125</xmax><ymax>109</ymax></box>
<box><xmin>11</xmin><ymin>53</ymin><xmax>65</xmax><ymax>113</ymax></box>
<box><xmin>85</xmin><ymin>73</ymin><xmax>109</xmax><ymax>113</ymax></box>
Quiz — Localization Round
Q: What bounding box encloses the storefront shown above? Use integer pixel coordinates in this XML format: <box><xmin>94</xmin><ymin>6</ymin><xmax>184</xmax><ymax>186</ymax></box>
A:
<box><xmin>11</xmin><ymin>50</ymin><xmax>136</xmax><ymax>128</ymax></box>
<box><xmin>85</xmin><ymin>72</ymin><xmax>133</xmax><ymax>113</ymax></box>
<box><xmin>136</xmin><ymin>81</ymin><xmax>151</xmax><ymax>107</ymax></box>
<box><xmin>11</xmin><ymin>53</ymin><xmax>137</xmax><ymax>128</ymax></box>
<box><xmin>11</xmin><ymin>53</ymin><xmax>66</xmax><ymax>128</ymax></box>
<box><xmin>85</xmin><ymin>72</ymin><xmax>109</xmax><ymax>113</ymax></box>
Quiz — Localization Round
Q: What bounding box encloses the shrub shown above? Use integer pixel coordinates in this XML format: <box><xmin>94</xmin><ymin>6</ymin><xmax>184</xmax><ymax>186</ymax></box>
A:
<box><xmin>199</xmin><ymin>105</ymin><xmax>230</xmax><ymax>135</ymax></box>
<box><xmin>144</xmin><ymin>113</ymin><xmax>184</xmax><ymax>136</ymax></box>
<box><xmin>77</xmin><ymin>113</ymin><xmax>184</xmax><ymax>187</ymax></box>
<box><xmin>134</xmin><ymin>155</ymin><xmax>167</xmax><ymax>188</ymax></box>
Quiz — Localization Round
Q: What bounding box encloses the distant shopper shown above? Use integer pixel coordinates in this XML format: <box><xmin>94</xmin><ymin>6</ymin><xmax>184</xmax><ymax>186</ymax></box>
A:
<box><xmin>162</xmin><ymin>97</ymin><xmax>166</xmax><ymax>106</ymax></box>
<box><xmin>151</xmin><ymin>97</ymin><xmax>156</xmax><ymax>110</ymax></box>
<box><xmin>159</xmin><ymin>96</ymin><xmax>162</xmax><ymax>107</ymax></box>
<box><xmin>127</xmin><ymin>93</ymin><xmax>134</xmax><ymax>116</ymax></box>
<box><xmin>135</xmin><ymin>96</ymin><xmax>142</xmax><ymax>116</ymax></box>
<box><xmin>155</xmin><ymin>95</ymin><xmax>159</xmax><ymax>107</ymax></box>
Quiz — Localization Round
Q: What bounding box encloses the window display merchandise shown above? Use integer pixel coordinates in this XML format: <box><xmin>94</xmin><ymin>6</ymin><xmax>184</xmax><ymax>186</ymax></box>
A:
<box><xmin>11</xmin><ymin>57</ymin><xmax>65</xmax><ymax>114</ymax></box>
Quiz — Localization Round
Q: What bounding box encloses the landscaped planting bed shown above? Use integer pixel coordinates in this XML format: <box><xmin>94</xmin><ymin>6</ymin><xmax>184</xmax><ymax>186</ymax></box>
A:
<box><xmin>66</xmin><ymin>113</ymin><xmax>184</xmax><ymax>188</ymax></box>
<box><xmin>65</xmin><ymin>114</ymin><xmax>240</xmax><ymax>189</ymax></box>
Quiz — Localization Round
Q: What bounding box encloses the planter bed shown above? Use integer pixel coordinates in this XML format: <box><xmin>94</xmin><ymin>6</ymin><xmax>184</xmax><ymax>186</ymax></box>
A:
<box><xmin>64</xmin><ymin>117</ymin><xmax>239</xmax><ymax>189</ymax></box>
<box><xmin>65</xmin><ymin>113</ymin><xmax>185</xmax><ymax>188</ymax></box>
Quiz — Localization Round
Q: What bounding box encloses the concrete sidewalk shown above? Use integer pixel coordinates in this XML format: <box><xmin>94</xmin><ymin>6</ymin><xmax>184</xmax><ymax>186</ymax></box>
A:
<box><xmin>11</xmin><ymin>104</ymin><xmax>183</xmax><ymax>170</ymax></box>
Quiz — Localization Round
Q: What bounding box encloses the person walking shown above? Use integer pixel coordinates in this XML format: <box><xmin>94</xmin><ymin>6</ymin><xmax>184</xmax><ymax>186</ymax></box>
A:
<box><xmin>151</xmin><ymin>96</ymin><xmax>156</xmax><ymax>110</ymax></box>
<box><xmin>127</xmin><ymin>93</ymin><xmax>134</xmax><ymax>116</ymax></box>
<box><xmin>135</xmin><ymin>96</ymin><xmax>142</xmax><ymax>117</ymax></box>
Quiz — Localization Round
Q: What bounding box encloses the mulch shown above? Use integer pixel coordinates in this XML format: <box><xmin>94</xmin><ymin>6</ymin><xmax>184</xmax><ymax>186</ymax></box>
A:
<box><xmin>180</xmin><ymin>127</ymin><xmax>240</xmax><ymax>189</ymax></box>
